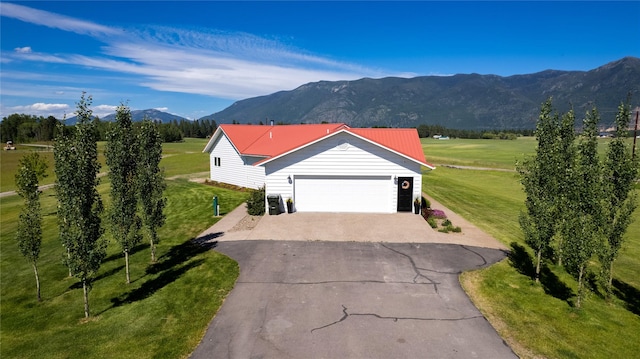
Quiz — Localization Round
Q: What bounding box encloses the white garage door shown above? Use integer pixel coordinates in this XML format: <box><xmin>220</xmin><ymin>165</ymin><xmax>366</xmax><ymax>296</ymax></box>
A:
<box><xmin>294</xmin><ymin>175</ymin><xmax>391</xmax><ymax>213</ymax></box>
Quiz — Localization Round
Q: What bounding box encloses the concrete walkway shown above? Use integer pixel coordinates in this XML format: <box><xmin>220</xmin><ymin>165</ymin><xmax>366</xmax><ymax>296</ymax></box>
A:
<box><xmin>197</xmin><ymin>193</ymin><xmax>507</xmax><ymax>250</ymax></box>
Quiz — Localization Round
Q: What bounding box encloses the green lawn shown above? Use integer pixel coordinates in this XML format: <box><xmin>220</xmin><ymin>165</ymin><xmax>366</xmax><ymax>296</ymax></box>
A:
<box><xmin>1</xmin><ymin>149</ymin><xmax>57</xmax><ymax>193</ymax></box>
<box><xmin>1</xmin><ymin>138</ymin><xmax>247</xmax><ymax>359</ymax></box>
<box><xmin>422</xmin><ymin>138</ymin><xmax>640</xmax><ymax>359</ymax></box>
<box><xmin>161</xmin><ymin>139</ymin><xmax>210</xmax><ymax>178</ymax></box>
<box><xmin>422</xmin><ymin>136</ymin><xmax>537</xmax><ymax>169</ymax></box>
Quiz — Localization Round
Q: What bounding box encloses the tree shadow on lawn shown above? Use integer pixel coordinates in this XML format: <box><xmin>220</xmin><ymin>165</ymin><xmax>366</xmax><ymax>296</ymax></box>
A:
<box><xmin>107</xmin><ymin>233</ymin><xmax>221</xmax><ymax>310</ymax></box>
<box><xmin>110</xmin><ymin>258</ymin><xmax>205</xmax><ymax>307</ymax></box>
<box><xmin>508</xmin><ymin>242</ymin><xmax>574</xmax><ymax>304</ymax></box>
<box><xmin>612</xmin><ymin>278</ymin><xmax>640</xmax><ymax>316</ymax></box>
<box><xmin>67</xmin><ymin>265</ymin><xmax>125</xmax><ymax>290</ymax></box>
<box><xmin>102</xmin><ymin>243</ymin><xmax>149</xmax><ymax>264</ymax></box>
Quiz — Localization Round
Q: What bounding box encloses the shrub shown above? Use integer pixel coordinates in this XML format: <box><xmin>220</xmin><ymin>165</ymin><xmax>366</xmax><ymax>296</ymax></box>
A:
<box><xmin>427</xmin><ymin>217</ymin><xmax>438</xmax><ymax>228</ymax></box>
<box><xmin>451</xmin><ymin>226</ymin><xmax>462</xmax><ymax>233</ymax></box>
<box><xmin>442</xmin><ymin>219</ymin><xmax>452</xmax><ymax>227</ymax></box>
<box><xmin>428</xmin><ymin>209</ymin><xmax>447</xmax><ymax>219</ymax></box>
<box><xmin>246</xmin><ymin>186</ymin><xmax>265</xmax><ymax>215</ymax></box>
<box><xmin>421</xmin><ymin>196</ymin><xmax>430</xmax><ymax>209</ymax></box>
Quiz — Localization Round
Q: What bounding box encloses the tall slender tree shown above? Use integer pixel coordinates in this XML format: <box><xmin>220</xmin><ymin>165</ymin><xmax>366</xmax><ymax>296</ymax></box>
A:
<box><xmin>554</xmin><ymin>108</ymin><xmax>577</xmax><ymax>266</ymax></box>
<box><xmin>562</xmin><ymin>107</ymin><xmax>604</xmax><ymax>308</ymax></box>
<box><xmin>54</xmin><ymin>93</ymin><xmax>106</xmax><ymax>318</ymax></box>
<box><xmin>15</xmin><ymin>152</ymin><xmax>48</xmax><ymax>301</ymax></box>
<box><xmin>54</xmin><ymin>119</ymin><xmax>74</xmax><ymax>277</ymax></box>
<box><xmin>517</xmin><ymin>98</ymin><xmax>561</xmax><ymax>281</ymax></box>
<box><xmin>137</xmin><ymin>118</ymin><xmax>166</xmax><ymax>263</ymax></box>
<box><xmin>599</xmin><ymin>99</ymin><xmax>639</xmax><ymax>295</ymax></box>
<box><xmin>106</xmin><ymin>104</ymin><xmax>142</xmax><ymax>283</ymax></box>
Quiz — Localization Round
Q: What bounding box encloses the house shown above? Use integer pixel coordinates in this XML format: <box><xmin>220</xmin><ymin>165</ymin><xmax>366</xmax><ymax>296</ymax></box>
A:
<box><xmin>202</xmin><ymin>123</ymin><xmax>435</xmax><ymax>213</ymax></box>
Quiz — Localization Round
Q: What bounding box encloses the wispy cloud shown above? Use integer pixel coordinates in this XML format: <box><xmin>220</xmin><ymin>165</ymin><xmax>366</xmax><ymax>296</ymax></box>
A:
<box><xmin>0</xmin><ymin>2</ymin><xmax>118</xmax><ymax>36</ymax></box>
<box><xmin>1</xmin><ymin>3</ymin><xmax>394</xmax><ymax>103</ymax></box>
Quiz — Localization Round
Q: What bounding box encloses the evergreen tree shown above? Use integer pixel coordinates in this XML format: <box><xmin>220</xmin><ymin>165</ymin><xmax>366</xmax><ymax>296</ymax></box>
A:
<box><xmin>106</xmin><ymin>104</ymin><xmax>142</xmax><ymax>283</ymax></box>
<box><xmin>54</xmin><ymin>93</ymin><xmax>106</xmax><ymax>318</ymax></box>
<box><xmin>15</xmin><ymin>152</ymin><xmax>47</xmax><ymax>301</ymax></box>
<box><xmin>599</xmin><ymin>99</ymin><xmax>639</xmax><ymax>296</ymax></box>
<box><xmin>137</xmin><ymin>118</ymin><xmax>166</xmax><ymax>263</ymax></box>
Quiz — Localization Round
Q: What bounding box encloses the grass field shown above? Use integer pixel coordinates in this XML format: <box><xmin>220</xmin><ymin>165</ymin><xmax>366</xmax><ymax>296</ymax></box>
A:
<box><xmin>0</xmin><ymin>148</ymin><xmax>57</xmax><ymax>193</ymax></box>
<box><xmin>0</xmin><ymin>138</ymin><xmax>209</xmax><ymax>192</ymax></box>
<box><xmin>422</xmin><ymin>137</ymin><xmax>640</xmax><ymax>359</ymax></box>
<box><xmin>0</xmin><ymin>138</ymin><xmax>246</xmax><ymax>359</ymax></box>
<box><xmin>422</xmin><ymin>136</ymin><xmax>537</xmax><ymax>169</ymax></box>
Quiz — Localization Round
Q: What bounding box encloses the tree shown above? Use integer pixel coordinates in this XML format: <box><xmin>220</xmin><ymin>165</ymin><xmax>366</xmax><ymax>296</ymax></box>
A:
<box><xmin>106</xmin><ymin>104</ymin><xmax>142</xmax><ymax>283</ymax></box>
<box><xmin>553</xmin><ymin>108</ymin><xmax>577</xmax><ymax>266</ymax></box>
<box><xmin>15</xmin><ymin>152</ymin><xmax>48</xmax><ymax>301</ymax></box>
<box><xmin>517</xmin><ymin>98</ymin><xmax>561</xmax><ymax>282</ymax></box>
<box><xmin>39</xmin><ymin>116</ymin><xmax>60</xmax><ymax>141</ymax></box>
<box><xmin>54</xmin><ymin>93</ymin><xmax>106</xmax><ymax>318</ymax></box>
<box><xmin>599</xmin><ymin>99</ymin><xmax>639</xmax><ymax>296</ymax></box>
<box><xmin>561</xmin><ymin>107</ymin><xmax>604</xmax><ymax>308</ymax></box>
<box><xmin>137</xmin><ymin>118</ymin><xmax>166</xmax><ymax>263</ymax></box>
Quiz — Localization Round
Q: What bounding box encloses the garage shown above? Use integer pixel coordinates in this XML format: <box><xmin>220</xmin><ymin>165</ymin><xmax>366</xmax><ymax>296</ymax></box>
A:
<box><xmin>294</xmin><ymin>175</ymin><xmax>392</xmax><ymax>213</ymax></box>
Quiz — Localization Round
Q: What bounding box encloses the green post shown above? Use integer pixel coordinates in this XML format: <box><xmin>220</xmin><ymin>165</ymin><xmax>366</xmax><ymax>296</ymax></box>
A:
<box><xmin>213</xmin><ymin>196</ymin><xmax>219</xmax><ymax>216</ymax></box>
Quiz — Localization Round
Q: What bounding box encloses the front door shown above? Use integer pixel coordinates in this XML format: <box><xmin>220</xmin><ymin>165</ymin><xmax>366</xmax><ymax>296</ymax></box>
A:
<box><xmin>397</xmin><ymin>177</ymin><xmax>413</xmax><ymax>212</ymax></box>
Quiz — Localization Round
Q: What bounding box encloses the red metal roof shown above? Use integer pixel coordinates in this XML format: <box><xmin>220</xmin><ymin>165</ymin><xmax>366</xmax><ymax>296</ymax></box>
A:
<box><xmin>348</xmin><ymin>128</ymin><xmax>433</xmax><ymax>168</ymax></box>
<box><xmin>220</xmin><ymin>123</ymin><xmax>347</xmax><ymax>157</ymax></box>
<box><xmin>216</xmin><ymin>123</ymin><xmax>434</xmax><ymax>168</ymax></box>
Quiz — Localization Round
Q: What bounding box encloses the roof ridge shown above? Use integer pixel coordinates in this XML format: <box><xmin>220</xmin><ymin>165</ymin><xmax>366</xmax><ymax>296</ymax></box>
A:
<box><xmin>233</xmin><ymin>125</ymin><xmax>273</xmax><ymax>153</ymax></box>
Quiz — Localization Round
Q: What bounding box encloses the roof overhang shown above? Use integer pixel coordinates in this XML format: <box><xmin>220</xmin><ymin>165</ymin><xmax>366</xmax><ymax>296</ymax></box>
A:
<box><xmin>256</xmin><ymin>128</ymin><xmax>435</xmax><ymax>169</ymax></box>
<box><xmin>202</xmin><ymin>126</ymin><xmax>249</xmax><ymax>157</ymax></box>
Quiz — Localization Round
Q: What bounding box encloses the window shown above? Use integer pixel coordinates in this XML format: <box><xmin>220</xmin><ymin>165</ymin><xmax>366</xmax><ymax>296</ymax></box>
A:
<box><xmin>214</xmin><ymin>157</ymin><xmax>221</xmax><ymax>166</ymax></box>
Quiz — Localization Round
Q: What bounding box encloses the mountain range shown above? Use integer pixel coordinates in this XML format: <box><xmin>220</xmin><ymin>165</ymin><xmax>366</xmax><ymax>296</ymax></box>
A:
<box><xmin>200</xmin><ymin>57</ymin><xmax>640</xmax><ymax>130</ymax></box>
<box><xmin>66</xmin><ymin>109</ymin><xmax>187</xmax><ymax>124</ymax></box>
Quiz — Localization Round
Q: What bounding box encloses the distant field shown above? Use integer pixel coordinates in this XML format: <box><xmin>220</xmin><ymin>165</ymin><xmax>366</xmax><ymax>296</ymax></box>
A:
<box><xmin>422</xmin><ymin>138</ymin><xmax>640</xmax><ymax>359</ymax></box>
<box><xmin>161</xmin><ymin>138</ymin><xmax>210</xmax><ymax>177</ymax></box>
<box><xmin>421</xmin><ymin>137</ymin><xmax>536</xmax><ymax>169</ymax></box>
<box><xmin>421</xmin><ymin>136</ymin><xmax>634</xmax><ymax>169</ymax></box>
<box><xmin>0</xmin><ymin>138</ymin><xmax>210</xmax><ymax>193</ymax></box>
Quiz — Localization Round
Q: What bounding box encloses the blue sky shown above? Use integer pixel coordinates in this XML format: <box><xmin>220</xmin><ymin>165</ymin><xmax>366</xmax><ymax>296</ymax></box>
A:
<box><xmin>1</xmin><ymin>1</ymin><xmax>639</xmax><ymax>120</ymax></box>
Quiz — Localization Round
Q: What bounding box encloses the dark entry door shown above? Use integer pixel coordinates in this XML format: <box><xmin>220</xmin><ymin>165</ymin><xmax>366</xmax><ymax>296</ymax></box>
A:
<box><xmin>397</xmin><ymin>177</ymin><xmax>413</xmax><ymax>212</ymax></box>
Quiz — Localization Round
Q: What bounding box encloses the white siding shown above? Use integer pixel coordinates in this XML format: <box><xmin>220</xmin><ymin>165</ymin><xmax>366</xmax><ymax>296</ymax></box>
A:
<box><xmin>264</xmin><ymin>132</ymin><xmax>423</xmax><ymax>213</ymax></box>
<box><xmin>209</xmin><ymin>134</ymin><xmax>265</xmax><ymax>189</ymax></box>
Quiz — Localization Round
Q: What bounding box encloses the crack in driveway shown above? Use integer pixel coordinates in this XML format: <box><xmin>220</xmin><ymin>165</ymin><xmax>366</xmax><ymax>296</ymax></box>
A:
<box><xmin>460</xmin><ymin>245</ymin><xmax>488</xmax><ymax>267</ymax></box>
<box><xmin>310</xmin><ymin>305</ymin><xmax>484</xmax><ymax>333</ymax></box>
<box><xmin>190</xmin><ymin>242</ymin><xmax>516</xmax><ymax>359</ymax></box>
<box><xmin>380</xmin><ymin>243</ymin><xmax>442</xmax><ymax>293</ymax></box>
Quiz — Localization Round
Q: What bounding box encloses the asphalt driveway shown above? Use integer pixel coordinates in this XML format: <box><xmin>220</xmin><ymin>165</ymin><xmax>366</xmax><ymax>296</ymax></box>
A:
<box><xmin>190</xmin><ymin>240</ymin><xmax>516</xmax><ymax>358</ymax></box>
